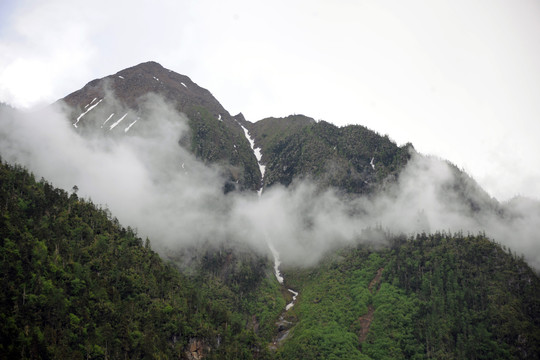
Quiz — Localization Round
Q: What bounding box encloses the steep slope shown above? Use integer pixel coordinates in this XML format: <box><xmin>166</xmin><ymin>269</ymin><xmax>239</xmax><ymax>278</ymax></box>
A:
<box><xmin>242</xmin><ymin>115</ymin><xmax>501</xmax><ymax>224</ymax></box>
<box><xmin>280</xmin><ymin>234</ymin><xmax>540</xmax><ymax>359</ymax></box>
<box><xmin>62</xmin><ymin>61</ymin><xmax>227</xmax><ymax>119</ymax></box>
<box><xmin>59</xmin><ymin>61</ymin><xmax>261</xmax><ymax>191</ymax></box>
<box><xmin>57</xmin><ymin>61</ymin><xmax>500</xmax><ymax>210</ymax></box>
<box><xmin>2</xmin><ymin>153</ymin><xmax>539</xmax><ymax>359</ymax></box>
<box><xmin>5</xmin><ymin>60</ymin><xmax>539</xmax><ymax>360</ymax></box>
<box><xmin>245</xmin><ymin>115</ymin><xmax>413</xmax><ymax>194</ymax></box>
<box><xmin>0</xmin><ymin>160</ymin><xmax>279</xmax><ymax>359</ymax></box>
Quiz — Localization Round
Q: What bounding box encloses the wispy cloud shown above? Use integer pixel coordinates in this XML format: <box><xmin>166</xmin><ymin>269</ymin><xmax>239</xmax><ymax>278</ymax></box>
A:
<box><xmin>1</xmin><ymin>94</ymin><xmax>539</xmax><ymax>269</ymax></box>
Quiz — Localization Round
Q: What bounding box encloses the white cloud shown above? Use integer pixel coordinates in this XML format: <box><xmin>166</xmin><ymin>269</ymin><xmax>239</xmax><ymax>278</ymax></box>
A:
<box><xmin>1</xmin><ymin>0</ymin><xmax>539</xmax><ymax>201</ymax></box>
<box><xmin>2</xmin><ymin>100</ymin><xmax>539</xmax><ymax>268</ymax></box>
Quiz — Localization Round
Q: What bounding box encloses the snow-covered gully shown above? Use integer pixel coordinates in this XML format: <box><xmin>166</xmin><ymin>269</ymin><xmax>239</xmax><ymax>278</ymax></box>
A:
<box><xmin>239</xmin><ymin>123</ymin><xmax>298</xmax><ymax>312</ymax></box>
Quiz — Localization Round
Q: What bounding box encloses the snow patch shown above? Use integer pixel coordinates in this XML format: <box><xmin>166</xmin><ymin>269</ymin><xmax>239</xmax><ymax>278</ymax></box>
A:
<box><xmin>118</xmin><ymin>75</ymin><xmax>124</xmax><ymax>79</ymax></box>
<box><xmin>73</xmin><ymin>98</ymin><xmax>103</xmax><ymax>127</ymax></box>
<box><xmin>181</xmin><ymin>82</ymin><xmax>187</xmax><ymax>88</ymax></box>
<box><xmin>238</xmin><ymin>122</ymin><xmax>291</xmax><ymax>294</ymax></box>
<box><xmin>268</xmin><ymin>243</ymin><xmax>284</xmax><ymax>284</ymax></box>
<box><xmin>370</xmin><ymin>157</ymin><xmax>375</xmax><ymax>170</ymax></box>
<box><xmin>124</xmin><ymin>119</ymin><xmax>137</xmax><ymax>133</ymax></box>
<box><xmin>285</xmin><ymin>289</ymin><xmax>299</xmax><ymax>311</ymax></box>
<box><xmin>101</xmin><ymin>113</ymin><xmax>115</xmax><ymax>128</ymax></box>
<box><xmin>153</xmin><ymin>76</ymin><xmax>160</xmax><ymax>82</ymax></box>
<box><xmin>254</xmin><ymin>148</ymin><xmax>264</xmax><ymax>170</ymax></box>
<box><xmin>218</xmin><ymin>114</ymin><xmax>222</xmax><ymax>121</ymax></box>
<box><xmin>110</xmin><ymin>113</ymin><xmax>128</xmax><ymax>130</ymax></box>
<box><xmin>239</xmin><ymin>124</ymin><xmax>266</xmax><ymax>193</ymax></box>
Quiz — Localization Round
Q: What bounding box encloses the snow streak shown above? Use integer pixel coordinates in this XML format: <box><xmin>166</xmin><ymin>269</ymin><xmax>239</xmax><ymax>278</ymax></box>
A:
<box><xmin>124</xmin><ymin>120</ymin><xmax>137</xmax><ymax>133</ymax></box>
<box><xmin>109</xmin><ymin>113</ymin><xmax>128</xmax><ymax>130</ymax></box>
<box><xmin>239</xmin><ymin>123</ymin><xmax>298</xmax><ymax>310</ymax></box>
<box><xmin>73</xmin><ymin>98</ymin><xmax>103</xmax><ymax>128</ymax></box>
<box><xmin>101</xmin><ymin>113</ymin><xmax>115</xmax><ymax>128</ymax></box>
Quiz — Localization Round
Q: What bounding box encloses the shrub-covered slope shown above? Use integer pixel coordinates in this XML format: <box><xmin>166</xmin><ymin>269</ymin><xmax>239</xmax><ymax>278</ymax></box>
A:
<box><xmin>280</xmin><ymin>234</ymin><xmax>540</xmax><ymax>360</ymax></box>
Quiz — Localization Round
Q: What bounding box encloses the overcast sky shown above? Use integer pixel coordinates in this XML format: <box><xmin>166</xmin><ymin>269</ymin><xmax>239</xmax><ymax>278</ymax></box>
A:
<box><xmin>1</xmin><ymin>0</ymin><xmax>539</xmax><ymax>201</ymax></box>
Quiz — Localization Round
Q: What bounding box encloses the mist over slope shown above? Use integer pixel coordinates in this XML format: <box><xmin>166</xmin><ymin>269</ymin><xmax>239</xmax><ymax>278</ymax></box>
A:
<box><xmin>60</xmin><ymin>61</ymin><xmax>262</xmax><ymax>192</ymax></box>
<box><xmin>0</xmin><ymin>63</ymin><xmax>539</xmax><ymax>269</ymax></box>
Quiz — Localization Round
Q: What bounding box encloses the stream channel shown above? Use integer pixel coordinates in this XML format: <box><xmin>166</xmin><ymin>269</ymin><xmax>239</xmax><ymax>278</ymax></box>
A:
<box><xmin>239</xmin><ymin>124</ymin><xmax>299</xmax><ymax>319</ymax></box>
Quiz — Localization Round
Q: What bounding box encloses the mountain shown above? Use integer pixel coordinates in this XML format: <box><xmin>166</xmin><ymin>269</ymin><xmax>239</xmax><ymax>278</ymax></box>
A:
<box><xmin>1</xmin><ymin>160</ymin><xmax>539</xmax><ymax>359</ymax></box>
<box><xmin>59</xmin><ymin>61</ymin><xmax>262</xmax><ymax>192</ymax></box>
<box><xmin>58</xmin><ymin>61</ymin><xmax>495</xmax><ymax>207</ymax></box>
<box><xmin>57</xmin><ymin>62</ymin><xmax>420</xmax><ymax>196</ymax></box>
<box><xmin>62</xmin><ymin>61</ymin><xmax>228</xmax><ymax>121</ymax></box>
<box><xmin>0</xmin><ymin>160</ymin><xmax>281</xmax><ymax>359</ymax></box>
<box><xmin>280</xmin><ymin>234</ymin><xmax>540</xmax><ymax>359</ymax></box>
<box><xmin>1</xmin><ymin>61</ymin><xmax>540</xmax><ymax>359</ymax></box>
<box><xmin>240</xmin><ymin>114</ymin><xmax>500</xmax><ymax>226</ymax></box>
<box><xmin>243</xmin><ymin>114</ymin><xmax>412</xmax><ymax>194</ymax></box>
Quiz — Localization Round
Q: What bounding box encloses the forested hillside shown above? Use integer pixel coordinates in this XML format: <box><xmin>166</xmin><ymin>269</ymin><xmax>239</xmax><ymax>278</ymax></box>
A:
<box><xmin>2</xmin><ymin>60</ymin><xmax>540</xmax><ymax>359</ymax></box>
<box><xmin>2</xmin><ymin>158</ymin><xmax>539</xmax><ymax>359</ymax></box>
<box><xmin>280</xmin><ymin>233</ymin><xmax>540</xmax><ymax>359</ymax></box>
<box><xmin>246</xmin><ymin>115</ymin><xmax>412</xmax><ymax>194</ymax></box>
<box><xmin>0</xmin><ymin>159</ymin><xmax>279</xmax><ymax>359</ymax></box>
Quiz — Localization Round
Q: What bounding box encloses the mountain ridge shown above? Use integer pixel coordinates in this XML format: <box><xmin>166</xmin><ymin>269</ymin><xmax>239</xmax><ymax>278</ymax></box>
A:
<box><xmin>57</xmin><ymin>61</ymin><xmax>500</xmax><ymax>203</ymax></box>
<box><xmin>1</xmin><ymin>61</ymin><xmax>540</xmax><ymax>359</ymax></box>
<box><xmin>61</xmin><ymin>61</ymin><xmax>232</xmax><ymax>123</ymax></box>
<box><xmin>56</xmin><ymin>61</ymin><xmax>528</xmax><ymax>245</ymax></box>
<box><xmin>59</xmin><ymin>61</ymin><xmax>263</xmax><ymax>191</ymax></box>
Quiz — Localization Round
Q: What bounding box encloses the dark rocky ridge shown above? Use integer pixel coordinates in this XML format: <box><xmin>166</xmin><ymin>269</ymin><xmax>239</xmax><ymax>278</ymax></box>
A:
<box><xmin>58</xmin><ymin>61</ymin><xmax>262</xmax><ymax>191</ymax></box>
<box><xmin>57</xmin><ymin>61</ymin><xmax>504</xmax><ymax>210</ymax></box>
<box><xmin>62</xmin><ymin>61</ymin><xmax>231</xmax><ymax>123</ymax></box>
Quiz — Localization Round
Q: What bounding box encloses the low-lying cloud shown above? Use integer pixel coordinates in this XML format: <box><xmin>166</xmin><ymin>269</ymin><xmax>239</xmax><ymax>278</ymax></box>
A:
<box><xmin>1</xmin><ymin>96</ymin><xmax>539</xmax><ymax>269</ymax></box>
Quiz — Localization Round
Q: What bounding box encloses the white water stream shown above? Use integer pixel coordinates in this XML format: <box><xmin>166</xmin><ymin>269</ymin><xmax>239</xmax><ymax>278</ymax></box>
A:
<box><xmin>239</xmin><ymin>124</ymin><xmax>298</xmax><ymax>311</ymax></box>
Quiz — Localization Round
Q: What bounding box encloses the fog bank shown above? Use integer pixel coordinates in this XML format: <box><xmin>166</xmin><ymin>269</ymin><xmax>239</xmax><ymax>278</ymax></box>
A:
<box><xmin>1</xmin><ymin>98</ymin><xmax>539</xmax><ymax>268</ymax></box>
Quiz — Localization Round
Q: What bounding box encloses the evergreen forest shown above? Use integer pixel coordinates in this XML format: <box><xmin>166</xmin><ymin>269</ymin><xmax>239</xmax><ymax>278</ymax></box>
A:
<box><xmin>1</xmin><ymin>159</ymin><xmax>539</xmax><ymax>359</ymax></box>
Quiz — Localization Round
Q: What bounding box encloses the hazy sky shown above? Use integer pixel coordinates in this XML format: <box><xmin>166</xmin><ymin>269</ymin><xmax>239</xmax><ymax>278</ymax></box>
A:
<box><xmin>1</xmin><ymin>0</ymin><xmax>539</xmax><ymax>201</ymax></box>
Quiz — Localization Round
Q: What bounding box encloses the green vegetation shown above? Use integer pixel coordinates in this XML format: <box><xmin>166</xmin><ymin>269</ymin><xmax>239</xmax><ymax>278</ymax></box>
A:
<box><xmin>277</xmin><ymin>250</ymin><xmax>381</xmax><ymax>360</ymax></box>
<box><xmin>191</xmin><ymin>246</ymin><xmax>286</xmax><ymax>341</ymax></box>
<box><xmin>279</xmin><ymin>249</ymin><xmax>418</xmax><ymax>360</ymax></box>
<box><xmin>18</xmin><ymin>61</ymin><xmax>540</xmax><ymax>359</ymax></box>
<box><xmin>1</xmin><ymin>159</ymin><xmax>539</xmax><ymax>359</ymax></box>
<box><xmin>249</xmin><ymin>116</ymin><xmax>411</xmax><ymax>194</ymax></box>
<box><xmin>279</xmin><ymin>234</ymin><xmax>540</xmax><ymax>359</ymax></box>
<box><xmin>186</xmin><ymin>105</ymin><xmax>261</xmax><ymax>192</ymax></box>
<box><xmin>385</xmin><ymin>233</ymin><xmax>540</xmax><ymax>359</ymax></box>
<box><xmin>0</xmin><ymin>159</ymin><xmax>277</xmax><ymax>359</ymax></box>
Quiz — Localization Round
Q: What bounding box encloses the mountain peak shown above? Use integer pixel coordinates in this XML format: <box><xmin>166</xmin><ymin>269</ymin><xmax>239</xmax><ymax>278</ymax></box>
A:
<box><xmin>127</xmin><ymin>60</ymin><xmax>164</xmax><ymax>70</ymax></box>
<box><xmin>60</xmin><ymin>61</ymin><xmax>233</xmax><ymax>126</ymax></box>
<box><xmin>114</xmin><ymin>61</ymin><xmax>174</xmax><ymax>81</ymax></box>
<box><xmin>57</xmin><ymin>62</ymin><xmax>263</xmax><ymax>191</ymax></box>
